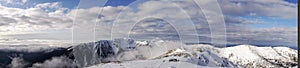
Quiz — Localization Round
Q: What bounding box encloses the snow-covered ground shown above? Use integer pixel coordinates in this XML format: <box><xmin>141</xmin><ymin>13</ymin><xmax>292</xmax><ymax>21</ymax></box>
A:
<box><xmin>88</xmin><ymin>57</ymin><xmax>204</xmax><ymax>68</ymax></box>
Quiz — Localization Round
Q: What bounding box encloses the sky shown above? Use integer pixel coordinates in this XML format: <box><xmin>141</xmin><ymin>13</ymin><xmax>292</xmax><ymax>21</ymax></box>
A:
<box><xmin>0</xmin><ymin>0</ymin><xmax>298</xmax><ymax>48</ymax></box>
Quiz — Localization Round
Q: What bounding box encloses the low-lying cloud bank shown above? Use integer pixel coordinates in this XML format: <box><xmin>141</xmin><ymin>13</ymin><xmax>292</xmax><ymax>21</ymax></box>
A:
<box><xmin>0</xmin><ymin>46</ymin><xmax>74</xmax><ymax>68</ymax></box>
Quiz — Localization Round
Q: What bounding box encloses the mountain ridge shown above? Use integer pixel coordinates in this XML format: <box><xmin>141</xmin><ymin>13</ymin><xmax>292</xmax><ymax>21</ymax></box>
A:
<box><xmin>0</xmin><ymin>38</ymin><xmax>297</xmax><ymax>68</ymax></box>
<box><xmin>72</xmin><ymin>38</ymin><xmax>297</xmax><ymax>68</ymax></box>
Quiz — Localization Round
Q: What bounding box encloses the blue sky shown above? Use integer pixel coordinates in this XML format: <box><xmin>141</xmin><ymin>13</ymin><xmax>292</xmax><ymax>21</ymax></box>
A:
<box><xmin>0</xmin><ymin>0</ymin><xmax>77</xmax><ymax>9</ymax></box>
<box><xmin>285</xmin><ymin>0</ymin><xmax>298</xmax><ymax>3</ymax></box>
<box><xmin>0</xmin><ymin>0</ymin><xmax>298</xmax><ymax>49</ymax></box>
<box><xmin>0</xmin><ymin>0</ymin><xmax>138</xmax><ymax>8</ymax></box>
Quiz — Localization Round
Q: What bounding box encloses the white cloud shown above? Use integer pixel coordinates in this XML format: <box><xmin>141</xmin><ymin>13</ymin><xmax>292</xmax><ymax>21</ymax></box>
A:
<box><xmin>226</xmin><ymin>26</ymin><xmax>297</xmax><ymax>47</ymax></box>
<box><xmin>0</xmin><ymin>2</ymin><xmax>73</xmax><ymax>46</ymax></box>
<box><xmin>35</xmin><ymin>2</ymin><xmax>61</xmax><ymax>9</ymax></box>
<box><xmin>7</xmin><ymin>57</ymin><xmax>27</xmax><ymax>68</ymax></box>
<box><xmin>32</xmin><ymin>56</ymin><xmax>76</xmax><ymax>68</ymax></box>
<box><xmin>0</xmin><ymin>2</ymin><xmax>71</xmax><ymax>32</ymax></box>
<box><xmin>0</xmin><ymin>0</ymin><xmax>28</xmax><ymax>5</ymax></box>
<box><xmin>0</xmin><ymin>0</ymin><xmax>297</xmax><ymax>47</ymax></box>
<box><xmin>219</xmin><ymin>0</ymin><xmax>297</xmax><ymax>19</ymax></box>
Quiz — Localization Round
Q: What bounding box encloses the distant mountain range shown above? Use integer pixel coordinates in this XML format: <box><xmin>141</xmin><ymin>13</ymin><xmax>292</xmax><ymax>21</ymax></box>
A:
<box><xmin>0</xmin><ymin>38</ymin><xmax>297</xmax><ymax>68</ymax></box>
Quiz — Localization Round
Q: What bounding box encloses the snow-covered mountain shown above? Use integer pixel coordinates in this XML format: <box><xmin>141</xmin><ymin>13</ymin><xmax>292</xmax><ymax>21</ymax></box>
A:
<box><xmin>0</xmin><ymin>38</ymin><xmax>296</xmax><ymax>68</ymax></box>
<box><xmin>71</xmin><ymin>38</ymin><xmax>298</xmax><ymax>68</ymax></box>
<box><xmin>219</xmin><ymin>45</ymin><xmax>298</xmax><ymax>68</ymax></box>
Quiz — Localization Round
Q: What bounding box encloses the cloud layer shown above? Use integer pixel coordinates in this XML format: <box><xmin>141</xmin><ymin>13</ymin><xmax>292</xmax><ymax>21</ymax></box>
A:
<box><xmin>0</xmin><ymin>0</ymin><xmax>297</xmax><ymax>47</ymax></box>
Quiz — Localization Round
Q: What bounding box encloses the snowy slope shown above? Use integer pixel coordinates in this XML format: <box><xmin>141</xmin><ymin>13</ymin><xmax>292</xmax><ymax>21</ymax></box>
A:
<box><xmin>219</xmin><ymin>45</ymin><xmax>298</xmax><ymax>68</ymax></box>
<box><xmin>71</xmin><ymin>39</ymin><xmax>297</xmax><ymax>68</ymax></box>
<box><xmin>88</xmin><ymin>57</ymin><xmax>204</xmax><ymax>68</ymax></box>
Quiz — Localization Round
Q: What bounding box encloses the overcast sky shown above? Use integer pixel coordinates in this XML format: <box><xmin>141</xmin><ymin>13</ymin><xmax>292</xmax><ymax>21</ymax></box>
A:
<box><xmin>0</xmin><ymin>0</ymin><xmax>297</xmax><ymax>48</ymax></box>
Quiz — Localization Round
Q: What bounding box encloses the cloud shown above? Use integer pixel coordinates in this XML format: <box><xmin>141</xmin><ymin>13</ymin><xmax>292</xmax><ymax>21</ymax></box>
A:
<box><xmin>0</xmin><ymin>15</ymin><xmax>17</xmax><ymax>26</ymax></box>
<box><xmin>224</xmin><ymin>16</ymin><xmax>261</xmax><ymax>24</ymax></box>
<box><xmin>0</xmin><ymin>0</ymin><xmax>28</xmax><ymax>5</ymax></box>
<box><xmin>0</xmin><ymin>2</ymin><xmax>72</xmax><ymax>32</ymax></box>
<box><xmin>35</xmin><ymin>2</ymin><xmax>61</xmax><ymax>9</ymax></box>
<box><xmin>6</xmin><ymin>56</ymin><xmax>75</xmax><ymax>68</ymax></box>
<box><xmin>0</xmin><ymin>42</ymin><xmax>69</xmax><ymax>52</ymax></box>
<box><xmin>0</xmin><ymin>0</ymin><xmax>29</xmax><ymax>5</ymax></box>
<box><xmin>68</xmin><ymin>6</ymin><xmax>130</xmax><ymax>42</ymax></box>
<box><xmin>124</xmin><ymin>0</ymin><xmax>297</xmax><ymax>46</ymax></box>
<box><xmin>0</xmin><ymin>0</ymin><xmax>297</xmax><ymax>47</ymax></box>
<box><xmin>0</xmin><ymin>38</ymin><xmax>71</xmax><ymax>47</ymax></box>
<box><xmin>226</xmin><ymin>26</ymin><xmax>297</xmax><ymax>47</ymax></box>
<box><xmin>0</xmin><ymin>46</ymin><xmax>74</xmax><ymax>68</ymax></box>
<box><xmin>7</xmin><ymin>57</ymin><xmax>27</xmax><ymax>68</ymax></box>
<box><xmin>218</xmin><ymin>0</ymin><xmax>297</xmax><ymax>19</ymax></box>
<box><xmin>31</xmin><ymin>56</ymin><xmax>76</xmax><ymax>68</ymax></box>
